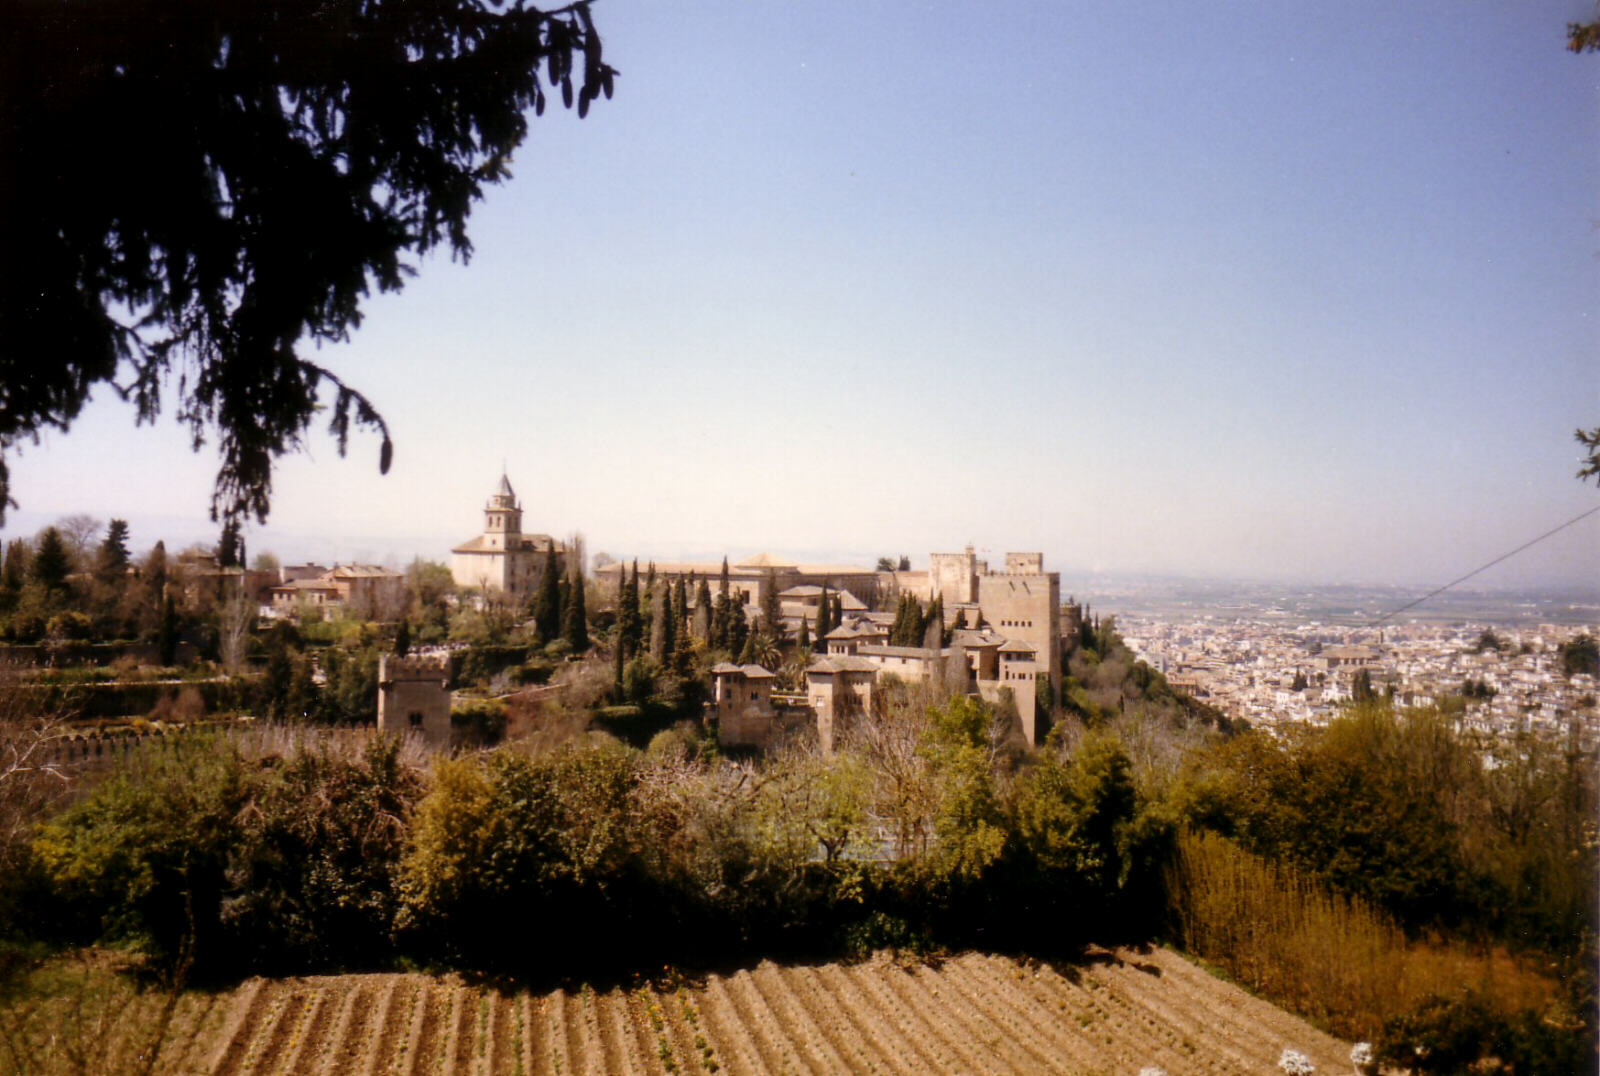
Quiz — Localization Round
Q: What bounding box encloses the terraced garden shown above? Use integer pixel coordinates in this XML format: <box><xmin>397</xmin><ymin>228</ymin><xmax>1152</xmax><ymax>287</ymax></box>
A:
<box><xmin>9</xmin><ymin>947</ymin><xmax>1355</xmax><ymax>1075</ymax></box>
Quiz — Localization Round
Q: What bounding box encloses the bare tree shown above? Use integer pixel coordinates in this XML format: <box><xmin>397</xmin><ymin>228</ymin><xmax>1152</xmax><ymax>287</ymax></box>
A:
<box><xmin>53</xmin><ymin>513</ymin><xmax>103</xmax><ymax>571</ymax></box>
<box><xmin>217</xmin><ymin>596</ymin><xmax>256</xmax><ymax>674</ymax></box>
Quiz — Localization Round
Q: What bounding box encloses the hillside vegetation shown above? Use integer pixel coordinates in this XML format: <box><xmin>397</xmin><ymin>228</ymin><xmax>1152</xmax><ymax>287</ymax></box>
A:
<box><xmin>0</xmin><ymin>624</ymin><xmax>1593</xmax><ymax>1072</ymax></box>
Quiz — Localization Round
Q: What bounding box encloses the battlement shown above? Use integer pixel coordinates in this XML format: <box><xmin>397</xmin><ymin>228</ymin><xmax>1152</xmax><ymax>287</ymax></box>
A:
<box><xmin>379</xmin><ymin>654</ymin><xmax>451</xmax><ymax>682</ymax></box>
<box><xmin>1003</xmin><ymin>552</ymin><xmax>1044</xmax><ymax>574</ymax></box>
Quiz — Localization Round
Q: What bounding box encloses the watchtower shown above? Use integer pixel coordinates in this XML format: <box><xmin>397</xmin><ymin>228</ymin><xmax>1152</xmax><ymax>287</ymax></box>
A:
<box><xmin>378</xmin><ymin>654</ymin><xmax>452</xmax><ymax>748</ymax></box>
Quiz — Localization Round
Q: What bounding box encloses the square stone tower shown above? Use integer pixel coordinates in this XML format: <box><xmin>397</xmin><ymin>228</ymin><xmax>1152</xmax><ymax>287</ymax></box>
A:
<box><xmin>378</xmin><ymin>654</ymin><xmax>452</xmax><ymax>748</ymax></box>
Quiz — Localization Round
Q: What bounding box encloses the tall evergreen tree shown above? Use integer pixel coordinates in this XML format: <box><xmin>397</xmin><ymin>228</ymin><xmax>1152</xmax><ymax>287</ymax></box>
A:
<box><xmin>31</xmin><ymin>527</ymin><xmax>71</xmax><ymax>593</ymax></box>
<box><xmin>718</xmin><ymin>557</ymin><xmax>729</xmax><ymax>599</ymax></box>
<box><xmin>737</xmin><ymin>623</ymin><xmax>759</xmax><ymax>665</ymax></box>
<box><xmin>613</xmin><ymin>632</ymin><xmax>625</xmax><ymax>700</ymax></box>
<box><xmin>710</xmin><ymin>592</ymin><xmax>729</xmax><ymax>652</ymax></box>
<box><xmin>393</xmin><ymin>618</ymin><xmax>411</xmax><ymax>657</ymax></box>
<box><xmin>831</xmin><ymin>593</ymin><xmax>843</xmax><ymax>629</ymax></box>
<box><xmin>216</xmin><ymin>518</ymin><xmax>243</xmax><ymax>567</ymax></box>
<box><xmin>693</xmin><ymin>578</ymin><xmax>712</xmax><ymax>641</ymax></box>
<box><xmin>562</xmin><ymin>568</ymin><xmax>589</xmax><ymax>652</ymax></box>
<box><xmin>618</xmin><ymin>558</ymin><xmax>642</xmax><ymax>658</ymax></box>
<box><xmin>96</xmin><ymin>518</ymin><xmax>132</xmax><ymax>584</ymax></box>
<box><xmin>649</xmin><ymin>581</ymin><xmax>670</xmax><ymax>662</ymax></box>
<box><xmin>157</xmin><ymin>594</ymin><xmax>179</xmax><ymax>665</ymax></box>
<box><xmin>0</xmin><ymin>539</ymin><xmax>26</xmax><ymax>609</ymax></box>
<box><xmin>728</xmin><ymin>600</ymin><xmax>749</xmax><ymax>658</ymax></box>
<box><xmin>761</xmin><ymin>568</ymin><xmax>782</xmax><ymax>639</ymax></box>
<box><xmin>816</xmin><ymin>585</ymin><xmax>832</xmax><ymax>640</ymax></box>
<box><xmin>532</xmin><ymin>540</ymin><xmax>561</xmax><ymax>642</ymax></box>
<box><xmin>798</xmin><ymin>615</ymin><xmax>810</xmax><ymax>650</ymax></box>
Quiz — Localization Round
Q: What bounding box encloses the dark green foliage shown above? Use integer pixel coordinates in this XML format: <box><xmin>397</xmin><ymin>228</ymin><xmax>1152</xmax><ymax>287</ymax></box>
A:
<box><xmin>30</xmin><ymin>528</ymin><xmax>70</xmax><ymax>594</ymax></box>
<box><xmin>1376</xmin><ymin>993</ymin><xmax>1593</xmax><ymax>1076</ymax></box>
<box><xmin>157</xmin><ymin>595</ymin><xmax>179</xmax><ymax>666</ymax></box>
<box><xmin>727</xmin><ymin>599</ymin><xmax>749</xmax><ymax>657</ymax></box>
<box><xmin>561</xmin><ymin>569</ymin><xmax>589</xmax><ymax>652</ymax></box>
<box><xmin>532</xmin><ymin>542</ymin><xmax>562</xmax><ymax>643</ymax></box>
<box><xmin>393</xmin><ymin>618</ymin><xmax>410</xmax><ymax>657</ymax></box>
<box><xmin>456</xmin><ymin>644</ymin><xmax>530</xmax><ymax>688</ymax></box>
<box><xmin>617</xmin><ymin>560</ymin><xmax>641</xmax><ymax>659</ymax></box>
<box><xmin>710</xmin><ymin>592</ymin><xmax>730</xmax><ymax>652</ymax></box>
<box><xmin>761</xmin><ymin>569</ymin><xmax>782</xmax><ymax>639</ymax></box>
<box><xmin>0</xmin><ymin>0</ymin><xmax>615</xmax><ymax>526</ymax></box>
<box><xmin>94</xmin><ymin>519</ymin><xmax>131</xmax><ymax>584</ymax></box>
<box><xmin>215</xmin><ymin>519</ymin><xmax>242</xmax><ymax>568</ymax></box>
<box><xmin>798</xmin><ymin>616</ymin><xmax>810</xmax><ymax>650</ymax></box>
<box><xmin>693</xmin><ymin>578</ymin><xmax>712</xmax><ymax>641</ymax></box>
<box><xmin>32</xmin><ymin>734</ymin><xmax>425</xmax><ymax>976</ymax></box>
<box><xmin>399</xmin><ymin>745</ymin><xmax>647</xmax><ymax>968</ymax></box>
<box><xmin>219</xmin><ymin>737</ymin><xmax>425</xmax><ymax>972</ymax></box>
<box><xmin>875</xmin><ymin>557</ymin><xmax>896</xmax><ymax>572</ymax></box>
<box><xmin>317</xmin><ymin>648</ymin><xmax>380</xmax><ymax>725</ymax></box>
<box><xmin>1559</xmin><ymin>633</ymin><xmax>1599</xmax><ymax>677</ymax></box>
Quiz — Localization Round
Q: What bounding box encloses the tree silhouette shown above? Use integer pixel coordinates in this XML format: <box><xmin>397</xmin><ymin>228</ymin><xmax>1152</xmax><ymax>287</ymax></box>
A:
<box><xmin>0</xmin><ymin>1</ymin><xmax>615</xmax><ymax>525</ymax></box>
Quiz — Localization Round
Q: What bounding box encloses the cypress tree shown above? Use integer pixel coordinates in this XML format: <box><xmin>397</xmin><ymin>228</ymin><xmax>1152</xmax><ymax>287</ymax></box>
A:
<box><xmin>562</xmin><ymin>569</ymin><xmax>589</xmax><ymax>651</ymax></box>
<box><xmin>816</xmin><ymin>585</ymin><xmax>832</xmax><ymax>640</ymax></box>
<box><xmin>761</xmin><ymin>568</ymin><xmax>782</xmax><ymax>639</ymax></box>
<box><xmin>533</xmin><ymin>541</ymin><xmax>561</xmax><ymax>642</ymax></box>
<box><xmin>619</xmin><ymin>559</ymin><xmax>642</xmax><ymax>657</ymax></box>
<box><xmin>672</xmin><ymin>577</ymin><xmax>688</xmax><ymax>631</ymax></box>
<box><xmin>613</xmin><ymin>633</ymin><xmax>625</xmax><ymax>699</ymax></box>
<box><xmin>694</xmin><ymin>579</ymin><xmax>712</xmax><ymax>642</ymax></box>
<box><xmin>216</xmin><ymin>518</ymin><xmax>243</xmax><ymax>568</ymax></box>
<box><xmin>0</xmin><ymin>539</ymin><xmax>25</xmax><ymax>609</ymax></box>
<box><xmin>711</xmin><ymin>592</ymin><xmax>729</xmax><ymax>652</ymax></box>
<box><xmin>32</xmin><ymin>527</ymin><xmax>71</xmax><ymax>593</ymax></box>
<box><xmin>718</xmin><ymin>557</ymin><xmax>729</xmax><ymax>599</ymax></box>
<box><xmin>737</xmin><ymin>622</ymin><xmax>759</xmax><ymax>665</ymax></box>
<box><xmin>728</xmin><ymin>600</ymin><xmax>749</xmax><ymax>658</ymax></box>
<box><xmin>158</xmin><ymin>594</ymin><xmax>179</xmax><ymax>665</ymax></box>
<box><xmin>96</xmin><ymin>518</ymin><xmax>131</xmax><ymax>584</ymax></box>
<box><xmin>798</xmin><ymin>615</ymin><xmax>810</xmax><ymax>650</ymax></box>
<box><xmin>650</xmin><ymin>582</ymin><xmax>670</xmax><ymax>662</ymax></box>
<box><xmin>831</xmin><ymin>593</ymin><xmax>843</xmax><ymax>629</ymax></box>
<box><xmin>394</xmin><ymin>618</ymin><xmax>411</xmax><ymax>657</ymax></box>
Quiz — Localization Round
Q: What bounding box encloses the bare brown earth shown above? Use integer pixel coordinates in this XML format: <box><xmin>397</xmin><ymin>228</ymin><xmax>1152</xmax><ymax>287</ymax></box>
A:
<box><xmin>141</xmin><ymin>947</ymin><xmax>1358</xmax><ymax>1075</ymax></box>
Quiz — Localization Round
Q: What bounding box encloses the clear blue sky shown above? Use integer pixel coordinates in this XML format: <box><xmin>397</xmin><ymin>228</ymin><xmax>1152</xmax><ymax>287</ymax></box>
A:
<box><xmin>9</xmin><ymin>0</ymin><xmax>1599</xmax><ymax>588</ymax></box>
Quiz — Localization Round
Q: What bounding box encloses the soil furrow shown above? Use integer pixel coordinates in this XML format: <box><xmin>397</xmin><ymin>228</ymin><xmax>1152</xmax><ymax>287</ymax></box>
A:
<box><xmin>813</xmin><ymin>962</ymin><xmax>939</xmax><ymax>1076</ymax></box>
<box><xmin>1069</xmin><ymin>959</ymin><xmax>1246</xmax><ymax>1075</ymax></box>
<box><xmin>748</xmin><ymin>964</ymin><xmax>851</xmax><ymax>1074</ymax></box>
<box><xmin>206</xmin><ymin>977</ymin><xmax>269</xmax><ymax>1076</ymax></box>
<box><xmin>239</xmin><ymin>987</ymin><xmax>307</xmax><ymax>1076</ymax></box>
<box><xmin>374</xmin><ymin>978</ymin><xmax>422</xmax><ymax>1076</ymax></box>
<box><xmin>161</xmin><ymin>987</ymin><xmax>223</xmax><ymax>1074</ymax></box>
<box><xmin>273</xmin><ymin>987</ymin><xmax>332</xmax><ymax>1076</ymax></box>
<box><xmin>620</xmin><ymin>985</ymin><xmax>669</xmax><ymax>1076</ymax></box>
<box><xmin>487</xmin><ymin>991</ymin><xmax>517</xmax><ymax>1076</ymax></box>
<box><xmin>790</xmin><ymin>963</ymin><xmax>918</xmax><ymax>1076</ymax></box>
<box><xmin>659</xmin><ymin>987</ymin><xmax>712</xmax><ymax>1076</ymax></box>
<box><xmin>695</xmin><ymin>974</ymin><xmax>775</xmax><ymax>1076</ymax></box>
<box><xmin>968</xmin><ymin>956</ymin><xmax>1167</xmax><ymax>1076</ymax></box>
<box><xmin>405</xmin><ymin>981</ymin><xmax>449</xmax><ymax>1076</ymax></box>
<box><xmin>853</xmin><ymin>960</ymin><xmax>996</xmax><ymax>1076</ymax></box>
<box><xmin>576</xmin><ymin>987</ymin><xmax>622</xmax><ymax>1076</ymax></box>
<box><xmin>592</xmin><ymin>988</ymin><xmax>648</xmax><ymax>1076</ymax></box>
<box><xmin>1162</xmin><ymin>949</ymin><xmax>1355</xmax><ymax>1071</ymax></box>
<box><xmin>551</xmin><ymin>990</ymin><xmax>581</xmax><ymax>1076</ymax></box>
<box><xmin>445</xmin><ymin>986</ymin><xmax>479</xmax><ymax>1075</ymax></box>
<box><xmin>313</xmin><ymin>981</ymin><xmax>364</xmax><ymax>1076</ymax></box>
<box><xmin>905</xmin><ymin>959</ymin><xmax>1043</xmax><ymax>1074</ymax></box>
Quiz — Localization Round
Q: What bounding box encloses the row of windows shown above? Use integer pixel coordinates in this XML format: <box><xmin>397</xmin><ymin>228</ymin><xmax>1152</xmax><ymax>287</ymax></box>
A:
<box><xmin>1000</xmin><ymin>618</ymin><xmax>1034</xmax><ymax>629</ymax></box>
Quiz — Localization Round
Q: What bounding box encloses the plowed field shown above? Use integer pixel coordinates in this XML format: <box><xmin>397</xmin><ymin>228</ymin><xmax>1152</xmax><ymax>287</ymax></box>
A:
<box><xmin>152</xmin><ymin>947</ymin><xmax>1356</xmax><ymax>1075</ymax></box>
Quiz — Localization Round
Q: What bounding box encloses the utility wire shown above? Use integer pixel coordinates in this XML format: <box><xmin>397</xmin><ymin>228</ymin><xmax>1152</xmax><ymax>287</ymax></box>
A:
<box><xmin>1369</xmin><ymin>503</ymin><xmax>1600</xmax><ymax>628</ymax></box>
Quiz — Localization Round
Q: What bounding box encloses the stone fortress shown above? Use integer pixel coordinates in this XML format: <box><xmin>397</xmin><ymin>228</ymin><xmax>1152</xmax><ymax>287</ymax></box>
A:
<box><xmin>697</xmin><ymin>545</ymin><xmax>1073</xmax><ymax>751</ymax></box>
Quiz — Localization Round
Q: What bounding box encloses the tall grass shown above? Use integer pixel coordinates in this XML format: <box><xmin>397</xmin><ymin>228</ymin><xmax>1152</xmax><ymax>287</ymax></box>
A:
<box><xmin>1167</xmin><ymin>828</ymin><xmax>1558</xmax><ymax>1040</ymax></box>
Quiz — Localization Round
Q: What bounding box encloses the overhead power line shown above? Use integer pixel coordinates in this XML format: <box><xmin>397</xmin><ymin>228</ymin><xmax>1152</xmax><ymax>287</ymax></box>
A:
<box><xmin>1369</xmin><ymin>503</ymin><xmax>1600</xmax><ymax>628</ymax></box>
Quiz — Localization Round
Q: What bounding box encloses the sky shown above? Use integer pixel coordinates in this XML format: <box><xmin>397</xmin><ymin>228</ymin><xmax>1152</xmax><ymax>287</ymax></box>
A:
<box><xmin>8</xmin><ymin>0</ymin><xmax>1600</xmax><ymax>590</ymax></box>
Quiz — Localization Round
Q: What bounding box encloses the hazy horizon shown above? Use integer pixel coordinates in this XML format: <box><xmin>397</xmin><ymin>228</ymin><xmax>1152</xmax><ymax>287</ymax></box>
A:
<box><xmin>8</xmin><ymin>1</ymin><xmax>1597</xmax><ymax>591</ymax></box>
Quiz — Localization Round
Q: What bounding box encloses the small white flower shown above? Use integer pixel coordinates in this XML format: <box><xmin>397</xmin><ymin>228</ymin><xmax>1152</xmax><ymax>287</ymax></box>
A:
<box><xmin>1138</xmin><ymin>1069</ymin><xmax>1169</xmax><ymax>1076</ymax></box>
<box><xmin>1350</xmin><ymin>1042</ymin><xmax>1373</xmax><ymax>1065</ymax></box>
<box><xmin>1278</xmin><ymin>1048</ymin><xmax>1315</xmax><ymax>1075</ymax></box>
